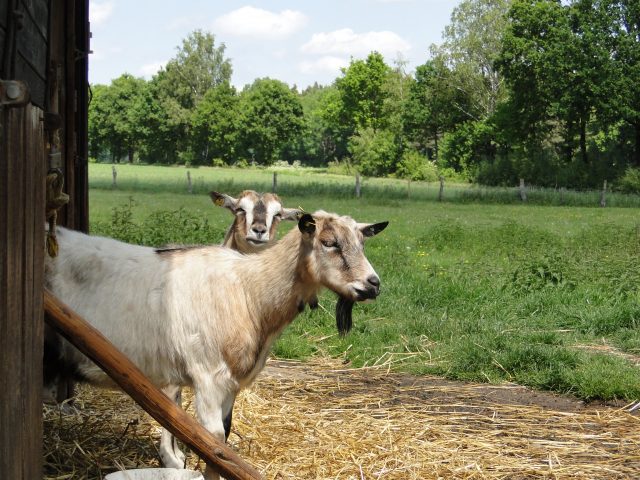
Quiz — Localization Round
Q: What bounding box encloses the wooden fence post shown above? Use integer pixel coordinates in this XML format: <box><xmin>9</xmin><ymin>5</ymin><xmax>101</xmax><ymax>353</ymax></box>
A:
<box><xmin>186</xmin><ymin>170</ymin><xmax>193</xmax><ymax>194</ymax></box>
<box><xmin>600</xmin><ymin>180</ymin><xmax>607</xmax><ymax>207</ymax></box>
<box><xmin>272</xmin><ymin>172</ymin><xmax>277</xmax><ymax>193</ymax></box>
<box><xmin>519</xmin><ymin>178</ymin><xmax>527</xmax><ymax>202</ymax></box>
<box><xmin>112</xmin><ymin>165</ymin><xmax>117</xmax><ymax>188</ymax></box>
<box><xmin>438</xmin><ymin>176</ymin><xmax>444</xmax><ymax>202</ymax></box>
<box><xmin>355</xmin><ymin>172</ymin><xmax>361</xmax><ymax>198</ymax></box>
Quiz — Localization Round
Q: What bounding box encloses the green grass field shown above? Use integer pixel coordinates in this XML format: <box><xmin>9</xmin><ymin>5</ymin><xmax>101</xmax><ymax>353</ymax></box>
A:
<box><xmin>89</xmin><ymin>163</ymin><xmax>640</xmax><ymax>402</ymax></box>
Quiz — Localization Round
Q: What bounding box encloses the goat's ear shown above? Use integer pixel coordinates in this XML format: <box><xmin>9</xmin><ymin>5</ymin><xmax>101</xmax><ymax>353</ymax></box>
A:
<box><xmin>298</xmin><ymin>213</ymin><xmax>316</xmax><ymax>236</ymax></box>
<box><xmin>209</xmin><ymin>192</ymin><xmax>238</xmax><ymax>212</ymax></box>
<box><xmin>359</xmin><ymin>221</ymin><xmax>389</xmax><ymax>238</ymax></box>
<box><xmin>281</xmin><ymin>207</ymin><xmax>304</xmax><ymax>221</ymax></box>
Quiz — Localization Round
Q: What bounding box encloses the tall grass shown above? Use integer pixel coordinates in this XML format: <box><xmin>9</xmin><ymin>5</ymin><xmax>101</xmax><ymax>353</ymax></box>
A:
<box><xmin>91</xmin><ymin>163</ymin><xmax>640</xmax><ymax>207</ymax></box>
<box><xmin>89</xmin><ymin>164</ymin><xmax>640</xmax><ymax>401</ymax></box>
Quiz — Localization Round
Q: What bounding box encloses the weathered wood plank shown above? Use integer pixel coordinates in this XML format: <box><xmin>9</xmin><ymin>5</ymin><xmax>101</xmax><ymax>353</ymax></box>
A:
<box><xmin>0</xmin><ymin>103</ymin><xmax>45</xmax><ymax>480</ymax></box>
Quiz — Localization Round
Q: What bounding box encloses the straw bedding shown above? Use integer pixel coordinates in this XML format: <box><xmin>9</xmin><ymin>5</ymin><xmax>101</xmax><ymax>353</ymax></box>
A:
<box><xmin>44</xmin><ymin>357</ymin><xmax>640</xmax><ymax>479</ymax></box>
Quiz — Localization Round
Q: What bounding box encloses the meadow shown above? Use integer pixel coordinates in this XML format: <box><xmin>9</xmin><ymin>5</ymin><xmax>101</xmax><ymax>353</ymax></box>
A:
<box><xmin>89</xmin><ymin>163</ymin><xmax>640</xmax><ymax>402</ymax></box>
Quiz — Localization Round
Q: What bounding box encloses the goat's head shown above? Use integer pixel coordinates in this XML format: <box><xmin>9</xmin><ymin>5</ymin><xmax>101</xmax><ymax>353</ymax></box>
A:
<box><xmin>298</xmin><ymin>211</ymin><xmax>388</xmax><ymax>303</ymax></box>
<box><xmin>210</xmin><ymin>190</ymin><xmax>300</xmax><ymax>252</ymax></box>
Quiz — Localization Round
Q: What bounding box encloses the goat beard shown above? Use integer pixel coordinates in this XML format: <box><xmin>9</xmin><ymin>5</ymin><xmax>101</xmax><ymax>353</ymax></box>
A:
<box><xmin>335</xmin><ymin>296</ymin><xmax>355</xmax><ymax>336</ymax></box>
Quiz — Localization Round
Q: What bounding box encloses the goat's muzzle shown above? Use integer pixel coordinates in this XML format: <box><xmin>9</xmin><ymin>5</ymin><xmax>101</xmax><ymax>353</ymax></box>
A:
<box><xmin>246</xmin><ymin>237</ymin><xmax>268</xmax><ymax>246</ymax></box>
<box><xmin>354</xmin><ymin>275</ymin><xmax>380</xmax><ymax>301</ymax></box>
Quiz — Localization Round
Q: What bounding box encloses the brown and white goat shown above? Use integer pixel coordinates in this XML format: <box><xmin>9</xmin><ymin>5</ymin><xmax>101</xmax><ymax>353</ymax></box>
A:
<box><xmin>159</xmin><ymin>190</ymin><xmax>301</xmax><ymax>467</ymax></box>
<box><xmin>210</xmin><ymin>190</ymin><xmax>301</xmax><ymax>253</ymax></box>
<box><xmin>45</xmin><ymin>211</ymin><xmax>387</xmax><ymax>479</ymax></box>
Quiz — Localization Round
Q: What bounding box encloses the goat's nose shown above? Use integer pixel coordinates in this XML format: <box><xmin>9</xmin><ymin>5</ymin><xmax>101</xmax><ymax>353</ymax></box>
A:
<box><xmin>252</xmin><ymin>224</ymin><xmax>267</xmax><ymax>235</ymax></box>
<box><xmin>367</xmin><ymin>275</ymin><xmax>380</xmax><ymax>288</ymax></box>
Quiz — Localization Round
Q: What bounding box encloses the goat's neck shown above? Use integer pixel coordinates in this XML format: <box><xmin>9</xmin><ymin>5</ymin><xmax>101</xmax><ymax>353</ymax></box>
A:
<box><xmin>247</xmin><ymin>228</ymin><xmax>319</xmax><ymax>331</ymax></box>
<box><xmin>217</xmin><ymin>228</ymin><xmax>320</xmax><ymax>385</ymax></box>
<box><xmin>221</xmin><ymin>221</ymin><xmax>239</xmax><ymax>250</ymax></box>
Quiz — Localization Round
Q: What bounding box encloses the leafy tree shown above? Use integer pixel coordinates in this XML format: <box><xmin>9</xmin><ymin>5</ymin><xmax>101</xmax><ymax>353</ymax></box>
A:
<box><xmin>153</xmin><ymin>30</ymin><xmax>232</xmax><ymax>163</ymax></box>
<box><xmin>191</xmin><ymin>82</ymin><xmax>240</xmax><ymax>165</ymax></box>
<box><xmin>326</xmin><ymin>52</ymin><xmax>392</xmax><ymax>158</ymax></box>
<box><xmin>136</xmin><ymin>80</ymin><xmax>178</xmax><ymax>164</ymax></box>
<box><xmin>499</xmin><ymin>0</ymin><xmax>614</xmax><ymax>167</ymax></box>
<box><xmin>440</xmin><ymin>119</ymin><xmax>499</xmax><ymax>176</ymax></box>
<box><xmin>337</xmin><ymin>52</ymin><xmax>390</xmax><ymax>131</ymax></box>
<box><xmin>437</xmin><ymin>0</ymin><xmax>513</xmax><ymax>119</ymax></box>
<box><xmin>289</xmin><ymin>83</ymin><xmax>339</xmax><ymax>165</ymax></box>
<box><xmin>403</xmin><ymin>57</ymin><xmax>470</xmax><ymax>160</ymax></box>
<box><xmin>88</xmin><ymin>74</ymin><xmax>149</xmax><ymax>162</ymax></box>
<box><xmin>599</xmin><ymin>0</ymin><xmax>640</xmax><ymax>166</ymax></box>
<box><xmin>381</xmin><ymin>58</ymin><xmax>413</xmax><ymax>137</ymax></box>
<box><xmin>155</xmin><ymin>30</ymin><xmax>232</xmax><ymax>110</ymax></box>
<box><xmin>237</xmin><ymin>78</ymin><xmax>304</xmax><ymax>165</ymax></box>
<box><xmin>88</xmin><ymin>84</ymin><xmax>110</xmax><ymax>160</ymax></box>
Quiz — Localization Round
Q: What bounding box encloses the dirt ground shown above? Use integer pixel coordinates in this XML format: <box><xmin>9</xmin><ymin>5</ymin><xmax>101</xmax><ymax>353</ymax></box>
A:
<box><xmin>44</xmin><ymin>358</ymin><xmax>640</xmax><ymax>480</ymax></box>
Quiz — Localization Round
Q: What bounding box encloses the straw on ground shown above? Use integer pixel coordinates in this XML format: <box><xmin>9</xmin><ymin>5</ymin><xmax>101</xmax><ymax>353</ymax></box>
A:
<box><xmin>44</xmin><ymin>357</ymin><xmax>640</xmax><ymax>479</ymax></box>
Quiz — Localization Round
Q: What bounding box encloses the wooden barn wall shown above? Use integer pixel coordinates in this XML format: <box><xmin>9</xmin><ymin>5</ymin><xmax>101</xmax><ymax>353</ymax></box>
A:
<box><xmin>0</xmin><ymin>104</ymin><xmax>46</xmax><ymax>480</ymax></box>
<box><xmin>1</xmin><ymin>0</ymin><xmax>89</xmax><ymax>477</ymax></box>
<box><xmin>2</xmin><ymin>0</ymin><xmax>49</xmax><ymax>109</ymax></box>
<box><xmin>47</xmin><ymin>0</ymin><xmax>89</xmax><ymax>232</ymax></box>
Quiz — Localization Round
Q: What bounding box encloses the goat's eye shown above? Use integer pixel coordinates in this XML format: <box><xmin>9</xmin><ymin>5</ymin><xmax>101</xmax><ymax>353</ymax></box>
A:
<box><xmin>321</xmin><ymin>239</ymin><xmax>339</xmax><ymax>249</ymax></box>
<box><xmin>235</xmin><ymin>208</ymin><xmax>245</xmax><ymax>215</ymax></box>
<box><xmin>273</xmin><ymin>213</ymin><xmax>282</xmax><ymax>220</ymax></box>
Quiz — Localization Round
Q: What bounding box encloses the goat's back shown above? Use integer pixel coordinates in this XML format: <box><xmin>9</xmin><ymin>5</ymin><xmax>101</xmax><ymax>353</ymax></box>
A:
<box><xmin>45</xmin><ymin>227</ymin><xmax>245</xmax><ymax>387</ymax></box>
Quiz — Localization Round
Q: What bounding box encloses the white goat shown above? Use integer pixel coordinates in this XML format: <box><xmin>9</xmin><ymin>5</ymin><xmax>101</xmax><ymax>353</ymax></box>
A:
<box><xmin>45</xmin><ymin>211</ymin><xmax>388</xmax><ymax>480</ymax></box>
<box><xmin>159</xmin><ymin>190</ymin><xmax>301</xmax><ymax>467</ymax></box>
<box><xmin>44</xmin><ymin>191</ymin><xmax>299</xmax><ymax>402</ymax></box>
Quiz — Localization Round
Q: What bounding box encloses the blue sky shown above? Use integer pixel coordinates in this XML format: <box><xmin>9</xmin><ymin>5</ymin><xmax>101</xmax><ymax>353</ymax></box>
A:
<box><xmin>89</xmin><ymin>0</ymin><xmax>460</xmax><ymax>90</ymax></box>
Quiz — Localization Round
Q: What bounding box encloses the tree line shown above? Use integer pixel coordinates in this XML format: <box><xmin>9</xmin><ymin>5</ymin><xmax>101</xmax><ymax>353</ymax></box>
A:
<box><xmin>89</xmin><ymin>0</ymin><xmax>640</xmax><ymax>190</ymax></box>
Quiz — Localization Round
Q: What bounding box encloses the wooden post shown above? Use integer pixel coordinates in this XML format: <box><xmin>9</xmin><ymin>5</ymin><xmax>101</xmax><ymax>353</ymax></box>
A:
<box><xmin>519</xmin><ymin>178</ymin><xmax>527</xmax><ymax>202</ymax></box>
<box><xmin>44</xmin><ymin>290</ymin><xmax>263</xmax><ymax>480</ymax></box>
<box><xmin>600</xmin><ymin>180</ymin><xmax>607</xmax><ymax>207</ymax></box>
<box><xmin>187</xmin><ymin>170</ymin><xmax>193</xmax><ymax>194</ymax></box>
<box><xmin>355</xmin><ymin>172</ymin><xmax>361</xmax><ymax>198</ymax></box>
<box><xmin>438</xmin><ymin>176</ymin><xmax>444</xmax><ymax>202</ymax></box>
<box><xmin>112</xmin><ymin>165</ymin><xmax>117</xmax><ymax>188</ymax></box>
<box><xmin>1</xmin><ymin>103</ymin><xmax>46</xmax><ymax>480</ymax></box>
<box><xmin>272</xmin><ymin>172</ymin><xmax>277</xmax><ymax>193</ymax></box>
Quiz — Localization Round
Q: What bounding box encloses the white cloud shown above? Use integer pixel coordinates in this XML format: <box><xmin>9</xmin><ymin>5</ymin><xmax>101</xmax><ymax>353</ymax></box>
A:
<box><xmin>90</xmin><ymin>46</ymin><xmax>122</xmax><ymax>61</ymax></box>
<box><xmin>166</xmin><ymin>16</ymin><xmax>196</xmax><ymax>31</ymax></box>
<box><xmin>299</xmin><ymin>56</ymin><xmax>348</xmax><ymax>75</ymax></box>
<box><xmin>301</xmin><ymin>28</ymin><xmax>411</xmax><ymax>59</ymax></box>
<box><xmin>89</xmin><ymin>1</ymin><xmax>114</xmax><ymax>27</ymax></box>
<box><xmin>213</xmin><ymin>6</ymin><xmax>308</xmax><ymax>39</ymax></box>
<box><xmin>139</xmin><ymin>61</ymin><xmax>166</xmax><ymax>78</ymax></box>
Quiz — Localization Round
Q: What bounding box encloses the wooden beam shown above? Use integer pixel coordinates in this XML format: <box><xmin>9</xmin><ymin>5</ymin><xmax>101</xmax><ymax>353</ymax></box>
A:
<box><xmin>0</xmin><ymin>104</ymin><xmax>45</xmax><ymax>480</ymax></box>
<box><xmin>43</xmin><ymin>289</ymin><xmax>263</xmax><ymax>480</ymax></box>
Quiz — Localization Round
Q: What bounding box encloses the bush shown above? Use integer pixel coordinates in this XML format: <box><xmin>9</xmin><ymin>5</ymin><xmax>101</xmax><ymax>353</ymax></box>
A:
<box><xmin>617</xmin><ymin>167</ymin><xmax>640</xmax><ymax>194</ymax></box>
<box><xmin>92</xmin><ymin>198</ymin><xmax>225</xmax><ymax>247</ymax></box>
<box><xmin>396</xmin><ymin>149</ymin><xmax>439</xmax><ymax>181</ymax></box>
<box><xmin>348</xmin><ymin>127</ymin><xmax>399</xmax><ymax>176</ymax></box>
<box><xmin>326</xmin><ymin>159</ymin><xmax>356</xmax><ymax>176</ymax></box>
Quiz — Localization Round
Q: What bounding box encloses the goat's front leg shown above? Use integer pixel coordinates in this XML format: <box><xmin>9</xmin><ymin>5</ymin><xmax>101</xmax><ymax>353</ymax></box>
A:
<box><xmin>194</xmin><ymin>381</ymin><xmax>236</xmax><ymax>480</ymax></box>
<box><xmin>159</xmin><ymin>385</ymin><xmax>186</xmax><ymax>468</ymax></box>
